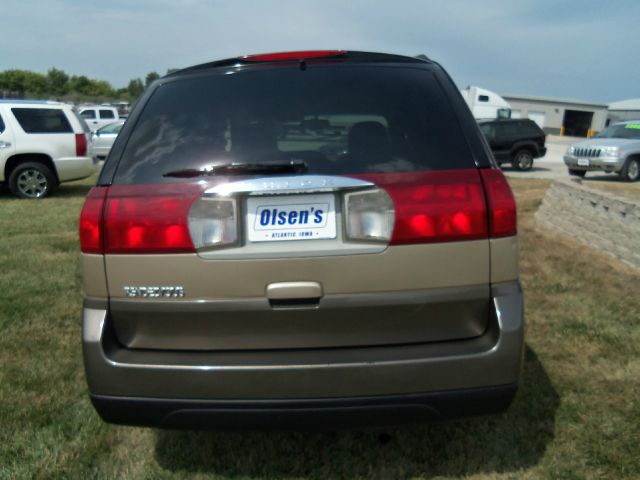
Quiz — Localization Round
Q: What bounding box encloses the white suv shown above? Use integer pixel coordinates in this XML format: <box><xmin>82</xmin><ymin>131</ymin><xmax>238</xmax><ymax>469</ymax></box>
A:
<box><xmin>0</xmin><ymin>100</ymin><xmax>95</xmax><ymax>198</ymax></box>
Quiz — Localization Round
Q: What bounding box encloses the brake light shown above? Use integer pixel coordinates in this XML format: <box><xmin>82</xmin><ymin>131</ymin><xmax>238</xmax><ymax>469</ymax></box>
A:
<box><xmin>241</xmin><ymin>50</ymin><xmax>347</xmax><ymax>62</ymax></box>
<box><xmin>103</xmin><ymin>185</ymin><xmax>202</xmax><ymax>254</ymax></box>
<box><xmin>352</xmin><ymin>170</ymin><xmax>489</xmax><ymax>244</ymax></box>
<box><xmin>480</xmin><ymin>169</ymin><xmax>517</xmax><ymax>237</ymax></box>
<box><xmin>79</xmin><ymin>187</ymin><xmax>108</xmax><ymax>253</ymax></box>
<box><xmin>75</xmin><ymin>133</ymin><xmax>87</xmax><ymax>156</ymax></box>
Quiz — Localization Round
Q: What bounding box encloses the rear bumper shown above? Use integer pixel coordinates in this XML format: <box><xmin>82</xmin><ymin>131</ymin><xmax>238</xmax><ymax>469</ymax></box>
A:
<box><xmin>55</xmin><ymin>156</ymin><xmax>95</xmax><ymax>182</ymax></box>
<box><xmin>83</xmin><ymin>280</ymin><xmax>524</xmax><ymax>427</ymax></box>
<box><xmin>91</xmin><ymin>384</ymin><xmax>517</xmax><ymax>429</ymax></box>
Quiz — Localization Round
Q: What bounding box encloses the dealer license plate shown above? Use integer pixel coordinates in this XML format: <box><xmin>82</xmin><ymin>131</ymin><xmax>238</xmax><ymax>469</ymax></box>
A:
<box><xmin>246</xmin><ymin>194</ymin><xmax>336</xmax><ymax>242</ymax></box>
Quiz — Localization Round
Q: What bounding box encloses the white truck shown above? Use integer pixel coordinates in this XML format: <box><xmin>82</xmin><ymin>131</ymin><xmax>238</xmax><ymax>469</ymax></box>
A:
<box><xmin>78</xmin><ymin>105</ymin><xmax>120</xmax><ymax>132</ymax></box>
<box><xmin>460</xmin><ymin>86</ymin><xmax>511</xmax><ymax>119</ymax></box>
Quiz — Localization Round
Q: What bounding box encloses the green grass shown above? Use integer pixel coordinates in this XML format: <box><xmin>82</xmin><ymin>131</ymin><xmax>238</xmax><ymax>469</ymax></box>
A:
<box><xmin>0</xmin><ymin>177</ymin><xmax>639</xmax><ymax>479</ymax></box>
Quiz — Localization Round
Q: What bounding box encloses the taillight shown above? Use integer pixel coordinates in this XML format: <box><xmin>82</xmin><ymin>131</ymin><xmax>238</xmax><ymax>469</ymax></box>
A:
<box><xmin>103</xmin><ymin>185</ymin><xmax>202</xmax><ymax>254</ymax></box>
<box><xmin>240</xmin><ymin>50</ymin><xmax>347</xmax><ymax>62</ymax></box>
<box><xmin>480</xmin><ymin>168</ymin><xmax>517</xmax><ymax>237</ymax></box>
<box><xmin>79</xmin><ymin>187</ymin><xmax>108</xmax><ymax>253</ymax></box>
<box><xmin>188</xmin><ymin>197</ymin><xmax>239</xmax><ymax>250</ymax></box>
<box><xmin>352</xmin><ymin>170</ymin><xmax>489</xmax><ymax>245</ymax></box>
<box><xmin>75</xmin><ymin>133</ymin><xmax>87</xmax><ymax>156</ymax></box>
<box><xmin>344</xmin><ymin>189</ymin><xmax>394</xmax><ymax>242</ymax></box>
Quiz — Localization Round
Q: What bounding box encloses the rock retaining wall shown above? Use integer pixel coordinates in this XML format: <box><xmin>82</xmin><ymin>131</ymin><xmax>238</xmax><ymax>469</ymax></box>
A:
<box><xmin>535</xmin><ymin>180</ymin><xmax>640</xmax><ymax>268</ymax></box>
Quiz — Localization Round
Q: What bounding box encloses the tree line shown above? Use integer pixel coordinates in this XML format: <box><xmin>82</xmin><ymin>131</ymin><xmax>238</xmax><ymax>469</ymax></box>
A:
<box><xmin>0</xmin><ymin>68</ymin><xmax>176</xmax><ymax>103</ymax></box>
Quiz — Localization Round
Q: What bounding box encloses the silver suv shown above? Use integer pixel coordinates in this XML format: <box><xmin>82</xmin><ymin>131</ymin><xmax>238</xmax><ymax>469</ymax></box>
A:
<box><xmin>564</xmin><ymin>121</ymin><xmax>640</xmax><ymax>181</ymax></box>
<box><xmin>80</xmin><ymin>50</ymin><xmax>524</xmax><ymax>428</ymax></box>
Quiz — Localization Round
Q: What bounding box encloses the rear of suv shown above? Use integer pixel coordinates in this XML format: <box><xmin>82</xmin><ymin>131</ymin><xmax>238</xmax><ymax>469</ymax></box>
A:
<box><xmin>0</xmin><ymin>100</ymin><xmax>94</xmax><ymax>198</ymax></box>
<box><xmin>80</xmin><ymin>51</ymin><xmax>524</xmax><ymax>428</ymax></box>
<box><xmin>478</xmin><ymin>118</ymin><xmax>547</xmax><ymax>171</ymax></box>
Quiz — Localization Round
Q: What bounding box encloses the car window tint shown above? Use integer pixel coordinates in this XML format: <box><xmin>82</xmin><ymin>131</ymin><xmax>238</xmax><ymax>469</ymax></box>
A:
<box><xmin>71</xmin><ymin>109</ymin><xmax>91</xmax><ymax>133</ymax></box>
<box><xmin>114</xmin><ymin>65</ymin><xmax>475</xmax><ymax>184</ymax></box>
<box><xmin>0</xmin><ymin>114</ymin><xmax>5</xmax><ymax>133</ymax></box>
<box><xmin>100</xmin><ymin>109</ymin><xmax>115</xmax><ymax>119</ymax></box>
<box><xmin>497</xmin><ymin>122</ymin><xmax>520</xmax><ymax>137</ymax></box>
<box><xmin>11</xmin><ymin>108</ymin><xmax>73</xmax><ymax>133</ymax></box>
<box><xmin>525</xmin><ymin>121</ymin><xmax>542</xmax><ymax>135</ymax></box>
<box><xmin>81</xmin><ymin>110</ymin><xmax>96</xmax><ymax>119</ymax></box>
<box><xmin>99</xmin><ymin>122</ymin><xmax>123</xmax><ymax>134</ymax></box>
<box><xmin>479</xmin><ymin>123</ymin><xmax>494</xmax><ymax>138</ymax></box>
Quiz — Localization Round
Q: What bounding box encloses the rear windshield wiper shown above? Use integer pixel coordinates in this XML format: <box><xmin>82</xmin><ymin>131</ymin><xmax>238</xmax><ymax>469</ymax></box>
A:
<box><xmin>163</xmin><ymin>160</ymin><xmax>308</xmax><ymax>178</ymax></box>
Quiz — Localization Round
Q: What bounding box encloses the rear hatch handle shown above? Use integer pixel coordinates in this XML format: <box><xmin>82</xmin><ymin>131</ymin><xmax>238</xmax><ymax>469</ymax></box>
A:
<box><xmin>266</xmin><ymin>281</ymin><xmax>322</xmax><ymax>309</ymax></box>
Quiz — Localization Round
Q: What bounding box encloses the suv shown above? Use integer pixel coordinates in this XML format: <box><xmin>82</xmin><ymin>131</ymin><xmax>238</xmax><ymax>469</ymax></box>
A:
<box><xmin>79</xmin><ymin>105</ymin><xmax>120</xmax><ymax>132</ymax></box>
<box><xmin>478</xmin><ymin>118</ymin><xmax>547</xmax><ymax>171</ymax></box>
<box><xmin>0</xmin><ymin>100</ymin><xmax>94</xmax><ymax>198</ymax></box>
<box><xmin>564</xmin><ymin>121</ymin><xmax>640</xmax><ymax>181</ymax></box>
<box><xmin>80</xmin><ymin>51</ymin><xmax>524</xmax><ymax>428</ymax></box>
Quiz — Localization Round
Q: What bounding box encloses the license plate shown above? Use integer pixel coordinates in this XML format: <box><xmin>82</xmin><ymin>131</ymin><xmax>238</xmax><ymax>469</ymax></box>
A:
<box><xmin>246</xmin><ymin>194</ymin><xmax>336</xmax><ymax>242</ymax></box>
<box><xmin>577</xmin><ymin>158</ymin><xmax>590</xmax><ymax>166</ymax></box>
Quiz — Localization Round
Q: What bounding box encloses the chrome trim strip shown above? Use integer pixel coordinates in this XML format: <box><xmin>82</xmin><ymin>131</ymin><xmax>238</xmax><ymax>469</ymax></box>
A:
<box><xmin>204</xmin><ymin>175</ymin><xmax>374</xmax><ymax>197</ymax></box>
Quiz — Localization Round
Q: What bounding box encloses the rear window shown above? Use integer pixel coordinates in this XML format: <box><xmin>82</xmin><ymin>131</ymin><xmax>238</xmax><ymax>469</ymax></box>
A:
<box><xmin>496</xmin><ymin>122</ymin><xmax>520</xmax><ymax>137</ymax></box>
<box><xmin>521</xmin><ymin>120</ymin><xmax>543</xmax><ymax>136</ymax></box>
<box><xmin>12</xmin><ymin>108</ymin><xmax>72</xmax><ymax>134</ymax></box>
<box><xmin>100</xmin><ymin>109</ymin><xmax>115</xmax><ymax>119</ymax></box>
<box><xmin>114</xmin><ymin>65</ymin><xmax>474</xmax><ymax>184</ymax></box>
<box><xmin>71</xmin><ymin>109</ymin><xmax>91</xmax><ymax>134</ymax></box>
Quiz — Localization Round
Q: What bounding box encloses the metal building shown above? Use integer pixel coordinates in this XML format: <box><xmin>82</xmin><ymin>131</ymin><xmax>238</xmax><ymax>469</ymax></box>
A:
<box><xmin>500</xmin><ymin>93</ymin><xmax>608</xmax><ymax>137</ymax></box>
<box><xmin>607</xmin><ymin>99</ymin><xmax>640</xmax><ymax>125</ymax></box>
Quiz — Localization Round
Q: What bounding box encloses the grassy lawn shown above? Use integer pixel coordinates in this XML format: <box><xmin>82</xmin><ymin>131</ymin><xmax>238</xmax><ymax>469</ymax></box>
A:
<box><xmin>0</xmin><ymin>176</ymin><xmax>638</xmax><ymax>479</ymax></box>
<box><xmin>579</xmin><ymin>177</ymin><xmax>640</xmax><ymax>202</ymax></box>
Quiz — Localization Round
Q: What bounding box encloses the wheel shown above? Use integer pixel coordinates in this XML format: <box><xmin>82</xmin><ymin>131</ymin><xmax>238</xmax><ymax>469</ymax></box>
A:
<box><xmin>8</xmin><ymin>162</ymin><xmax>56</xmax><ymax>199</ymax></box>
<box><xmin>512</xmin><ymin>150</ymin><xmax>534</xmax><ymax>171</ymax></box>
<box><xmin>568</xmin><ymin>168</ymin><xmax>586</xmax><ymax>178</ymax></box>
<box><xmin>619</xmin><ymin>158</ymin><xmax>640</xmax><ymax>182</ymax></box>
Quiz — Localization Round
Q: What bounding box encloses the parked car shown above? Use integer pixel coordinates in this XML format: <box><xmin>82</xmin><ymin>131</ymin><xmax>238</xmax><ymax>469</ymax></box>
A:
<box><xmin>0</xmin><ymin>100</ymin><xmax>94</xmax><ymax>198</ymax></box>
<box><xmin>78</xmin><ymin>105</ymin><xmax>120</xmax><ymax>132</ymax></box>
<box><xmin>91</xmin><ymin>120</ymin><xmax>125</xmax><ymax>161</ymax></box>
<box><xmin>478</xmin><ymin>118</ymin><xmax>547</xmax><ymax>171</ymax></box>
<box><xmin>564</xmin><ymin>121</ymin><xmax>640</xmax><ymax>181</ymax></box>
<box><xmin>80</xmin><ymin>50</ymin><xmax>523</xmax><ymax>428</ymax></box>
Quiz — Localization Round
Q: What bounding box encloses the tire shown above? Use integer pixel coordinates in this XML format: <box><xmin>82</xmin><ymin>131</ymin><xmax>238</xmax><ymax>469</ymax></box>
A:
<box><xmin>568</xmin><ymin>169</ymin><xmax>586</xmax><ymax>178</ymax></box>
<box><xmin>512</xmin><ymin>150</ymin><xmax>534</xmax><ymax>171</ymax></box>
<box><xmin>8</xmin><ymin>162</ymin><xmax>57</xmax><ymax>199</ymax></box>
<box><xmin>619</xmin><ymin>158</ymin><xmax>640</xmax><ymax>182</ymax></box>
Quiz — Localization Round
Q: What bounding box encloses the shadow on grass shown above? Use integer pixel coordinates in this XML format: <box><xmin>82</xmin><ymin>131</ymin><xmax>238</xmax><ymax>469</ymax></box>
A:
<box><xmin>582</xmin><ymin>174</ymin><xmax>628</xmax><ymax>183</ymax></box>
<box><xmin>501</xmin><ymin>165</ymin><xmax>551</xmax><ymax>173</ymax></box>
<box><xmin>154</xmin><ymin>346</ymin><xmax>558</xmax><ymax>478</ymax></box>
<box><xmin>0</xmin><ymin>183</ymin><xmax>93</xmax><ymax>199</ymax></box>
<box><xmin>53</xmin><ymin>183</ymin><xmax>94</xmax><ymax>198</ymax></box>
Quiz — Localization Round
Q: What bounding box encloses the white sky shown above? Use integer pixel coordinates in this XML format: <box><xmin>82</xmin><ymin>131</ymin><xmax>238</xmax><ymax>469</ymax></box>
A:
<box><xmin>1</xmin><ymin>0</ymin><xmax>638</xmax><ymax>102</ymax></box>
